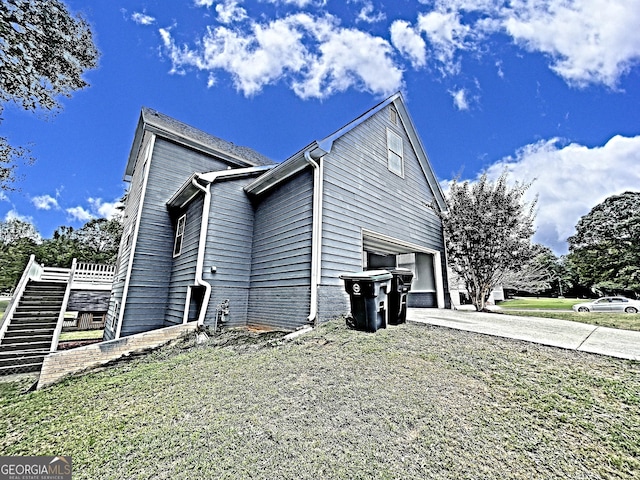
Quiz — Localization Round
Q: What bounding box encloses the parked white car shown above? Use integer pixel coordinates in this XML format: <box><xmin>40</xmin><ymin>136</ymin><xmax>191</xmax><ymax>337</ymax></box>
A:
<box><xmin>572</xmin><ymin>297</ymin><xmax>640</xmax><ymax>313</ymax></box>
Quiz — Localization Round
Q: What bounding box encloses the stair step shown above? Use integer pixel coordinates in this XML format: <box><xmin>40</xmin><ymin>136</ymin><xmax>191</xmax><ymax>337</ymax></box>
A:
<box><xmin>0</xmin><ymin>353</ymin><xmax>47</xmax><ymax>369</ymax></box>
<box><xmin>7</xmin><ymin>319</ymin><xmax>58</xmax><ymax>327</ymax></box>
<box><xmin>3</xmin><ymin>327</ymin><xmax>56</xmax><ymax>337</ymax></box>
<box><xmin>13</xmin><ymin>310</ymin><xmax>60</xmax><ymax>317</ymax></box>
<box><xmin>0</xmin><ymin>349</ymin><xmax>49</xmax><ymax>359</ymax></box>
<box><xmin>20</xmin><ymin>295</ymin><xmax>62</xmax><ymax>305</ymax></box>
<box><xmin>1</xmin><ymin>334</ymin><xmax>54</xmax><ymax>344</ymax></box>
<box><xmin>0</xmin><ymin>341</ymin><xmax>51</xmax><ymax>352</ymax></box>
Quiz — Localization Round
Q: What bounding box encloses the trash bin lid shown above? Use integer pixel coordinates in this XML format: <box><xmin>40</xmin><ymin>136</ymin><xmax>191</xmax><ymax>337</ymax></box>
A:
<box><xmin>389</xmin><ymin>267</ymin><xmax>414</xmax><ymax>279</ymax></box>
<box><xmin>339</xmin><ymin>270</ymin><xmax>393</xmax><ymax>282</ymax></box>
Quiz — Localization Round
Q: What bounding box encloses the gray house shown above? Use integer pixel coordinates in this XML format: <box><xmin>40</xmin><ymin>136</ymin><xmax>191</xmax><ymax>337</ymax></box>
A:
<box><xmin>104</xmin><ymin>92</ymin><xmax>450</xmax><ymax>340</ymax></box>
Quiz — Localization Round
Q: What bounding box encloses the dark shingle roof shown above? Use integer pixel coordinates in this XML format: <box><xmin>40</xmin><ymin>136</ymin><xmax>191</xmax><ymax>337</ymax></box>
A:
<box><xmin>139</xmin><ymin>107</ymin><xmax>274</xmax><ymax>167</ymax></box>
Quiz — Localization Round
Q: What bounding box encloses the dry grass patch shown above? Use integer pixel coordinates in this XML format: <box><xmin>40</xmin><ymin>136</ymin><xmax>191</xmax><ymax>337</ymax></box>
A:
<box><xmin>1</xmin><ymin>321</ymin><xmax>638</xmax><ymax>479</ymax></box>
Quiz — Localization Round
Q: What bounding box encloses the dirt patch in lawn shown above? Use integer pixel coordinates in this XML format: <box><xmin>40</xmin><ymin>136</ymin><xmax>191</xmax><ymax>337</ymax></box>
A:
<box><xmin>1</xmin><ymin>320</ymin><xmax>638</xmax><ymax>479</ymax></box>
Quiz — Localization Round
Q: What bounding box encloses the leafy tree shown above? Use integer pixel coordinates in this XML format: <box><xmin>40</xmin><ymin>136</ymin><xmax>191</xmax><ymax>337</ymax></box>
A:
<box><xmin>437</xmin><ymin>172</ymin><xmax>536</xmax><ymax>311</ymax></box>
<box><xmin>74</xmin><ymin>218</ymin><xmax>123</xmax><ymax>264</ymax></box>
<box><xmin>567</xmin><ymin>191</ymin><xmax>640</xmax><ymax>297</ymax></box>
<box><xmin>0</xmin><ymin>217</ymin><xmax>41</xmax><ymax>245</ymax></box>
<box><xmin>36</xmin><ymin>225</ymin><xmax>79</xmax><ymax>268</ymax></box>
<box><xmin>0</xmin><ymin>218</ymin><xmax>41</xmax><ymax>291</ymax></box>
<box><xmin>502</xmin><ymin>244</ymin><xmax>556</xmax><ymax>295</ymax></box>
<box><xmin>0</xmin><ymin>216</ymin><xmax>122</xmax><ymax>291</ymax></box>
<box><xmin>0</xmin><ymin>0</ymin><xmax>99</xmax><ymax>190</ymax></box>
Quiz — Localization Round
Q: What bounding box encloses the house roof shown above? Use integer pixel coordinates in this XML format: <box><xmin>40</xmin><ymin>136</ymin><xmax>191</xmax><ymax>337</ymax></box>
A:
<box><xmin>244</xmin><ymin>92</ymin><xmax>447</xmax><ymax>211</ymax></box>
<box><xmin>124</xmin><ymin>107</ymin><xmax>274</xmax><ymax>179</ymax></box>
<box><xmin>166</xmin><ymin>165</ymin><xmax>274</xmax><ymax>210</ymax></box>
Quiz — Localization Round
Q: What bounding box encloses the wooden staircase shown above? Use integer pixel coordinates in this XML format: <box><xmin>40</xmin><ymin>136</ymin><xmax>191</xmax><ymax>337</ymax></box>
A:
<box><xmin>0</xmin><ymin>281</ymin><xmax>67</xmax><ymax>375</ymax></box>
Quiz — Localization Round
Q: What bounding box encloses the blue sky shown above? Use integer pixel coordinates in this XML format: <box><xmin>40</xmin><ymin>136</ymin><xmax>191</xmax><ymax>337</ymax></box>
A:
<box><xmin>1</xmin><ymin>0</ymin><xmax>639</xmax><ymax>254</ymax></box>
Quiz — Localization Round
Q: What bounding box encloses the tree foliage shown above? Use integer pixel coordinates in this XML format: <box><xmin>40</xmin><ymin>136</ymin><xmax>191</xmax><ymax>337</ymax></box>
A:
<box><xmin>567</xmin><ymin>191</ymin><xmax>640</xmax><ymax>296</ymax></box>
<box><xmin>502</xmin><ymin>244</ymin><xmax>556</xmax><ymax>294</ymax></box>
<box><xmin>437</xmin><ymin>172</ymin><xmax>536</xmax><ymax>311</ymax></box>
<box><xmin>0</xmin><ymin>0</ymin><xmax>99</xmax><ymax>190</ymax></box>
<box><xmin>0</xmin><ymin>217</ymin><xmax>122</xmax><ymax>291</ymax></box>
<box><xmin>0</xmin><ymin>217</ymin><xmax>41</xmax><ymax>245</ymax></box>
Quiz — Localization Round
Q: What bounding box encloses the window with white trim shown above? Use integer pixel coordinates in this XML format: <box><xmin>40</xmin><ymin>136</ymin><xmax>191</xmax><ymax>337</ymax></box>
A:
<box><xmin>387</xmin><ymin>128</ymin><xmax>404</xmax><ymax>177</ymax></box>
<box><xmin>173</xmin><ymin>214</ymin><xmax>186</xmax><ymax>257</ymax></box>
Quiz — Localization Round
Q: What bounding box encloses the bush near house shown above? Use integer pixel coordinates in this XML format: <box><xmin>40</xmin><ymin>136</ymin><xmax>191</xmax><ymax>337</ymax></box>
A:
<box><xmin>1</xmin><ymin>321</ymin><xmax>638</xmax><ymax>479</ymax></box>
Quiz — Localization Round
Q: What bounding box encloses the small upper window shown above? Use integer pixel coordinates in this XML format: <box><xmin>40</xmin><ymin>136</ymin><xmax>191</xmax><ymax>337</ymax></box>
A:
<box><xmin>173</xmin><ymin>214</ymin><xmax>186</xmax><ymax>257</ymax></box>
<box><xmin>387</xmin><ymin>128</ymin><xmax>404</xmax><ymax>177</ymax></box>
<box><xmin>389</xmin><ymin>106</ymin><xmax>398</xmax><ymax>125</ymax></box>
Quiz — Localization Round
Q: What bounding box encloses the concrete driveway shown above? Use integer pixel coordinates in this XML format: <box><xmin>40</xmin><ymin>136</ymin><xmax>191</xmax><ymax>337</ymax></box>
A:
<box><xmin>407</xmin><ymin>308</ymin><xmax>640</xmax><ymax>361</ymax></box>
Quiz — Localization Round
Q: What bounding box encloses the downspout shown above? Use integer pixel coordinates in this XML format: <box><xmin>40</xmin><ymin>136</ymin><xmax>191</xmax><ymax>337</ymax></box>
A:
<box><xmin>190</xmin><ymin>176</ymin><xmax>213</xmax><ymax>326</ymax></box>
<box><xmin>304</xmin><ymin>150</ymin><xmax>324</xmax><ymax>326</ymax></box>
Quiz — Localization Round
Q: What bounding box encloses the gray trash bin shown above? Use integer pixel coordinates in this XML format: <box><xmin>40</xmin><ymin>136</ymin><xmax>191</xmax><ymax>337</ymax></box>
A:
<box><xmin>388</xmin><ymin>268</ymin><xmax>414</xmax><ymax>325</ymax></box>
<box><xmin>340</xmin><ymin>270</ymin><xmax>392</xmax><ymax>332</ymax></box>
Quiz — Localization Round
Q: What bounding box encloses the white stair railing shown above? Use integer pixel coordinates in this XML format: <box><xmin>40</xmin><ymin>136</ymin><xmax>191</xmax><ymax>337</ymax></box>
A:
<box><xmin>50</xmin><ymin>259</ymin><xmax>77</xmax><ymax>352</ymax></box>
<box><xmin>0</xmin><ymin>255</ymin><xmax>43</xmax><ymax>343</ymax></box>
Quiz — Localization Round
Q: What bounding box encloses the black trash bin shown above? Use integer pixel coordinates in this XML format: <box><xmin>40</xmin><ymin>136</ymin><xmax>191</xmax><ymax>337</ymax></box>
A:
<box><xmin>340</xmin><ymin>270</ymin><xmax>392</xmax><ymax>332</ymax></box>
<box><xmin>388</xmin><ymin>268</ymin><xmax>414</xmax><ymax>325</ymax></box>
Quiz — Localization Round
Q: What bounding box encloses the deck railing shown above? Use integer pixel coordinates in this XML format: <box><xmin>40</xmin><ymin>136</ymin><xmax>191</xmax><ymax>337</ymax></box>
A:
<box><xmin>73</xmin><ymin>263</ymin><xmax>116</xmax><ymax>285</ymax></box>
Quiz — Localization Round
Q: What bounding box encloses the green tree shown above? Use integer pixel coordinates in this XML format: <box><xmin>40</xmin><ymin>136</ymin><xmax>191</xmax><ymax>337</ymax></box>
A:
<box><xmin>437</xmin><ymin>172</ymin><xmax>536</xmax><ymax>311</ymax></box>
<box><xmin>502</xmin><ymin>244</ymin><xmax>556</xmax><ymax>295</ymax></box>
<box><xmin>0</xmin><ymin>217</ymin><xmax>41</xmax><ymax>244</ymax></box>
<box><xmin>0</xmin><ymin>0</ymin><xmax>99</xmax><ymax>190</ymax></box>
<box><xmin>36</xmin><ymin>225</ymin><xmax>78</xmax><ymax>268</ymax></box>
<box><xmin>567</xmin><ymin>191</ymin><xmax>640</xmax><ymax>297</ymax></box>
<box><xmin>74</xmin><ymin>218</ymin><xmax>123</xmax><ymax>264</ymax></box>
<box><xmin>0</xmin><ymin>218</ymin><xmax>41</xmax><ymax>291</ymax></box>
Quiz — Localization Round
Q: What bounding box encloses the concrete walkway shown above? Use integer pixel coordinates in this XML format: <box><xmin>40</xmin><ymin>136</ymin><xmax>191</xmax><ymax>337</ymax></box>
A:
<box><xmin>407</xmin><ymin>308</ymin><xmax>640</xmax><ymax>361</ymax></box>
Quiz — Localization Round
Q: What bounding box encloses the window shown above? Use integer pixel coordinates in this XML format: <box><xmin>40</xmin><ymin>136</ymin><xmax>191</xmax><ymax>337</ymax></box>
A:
<box><xmin>173</xmin><ymin>214</ymin><xmax>186</xmax><ymax>257</ymax></box>
<box><xmin>389</xmin><ymin>106</ymin><xmax>398</xmax><ymax>125</ymax></box>
<box><xmin>387</xmin><ymin>128</ymin><xmax>404</xmax><ymax>177</ymax></box>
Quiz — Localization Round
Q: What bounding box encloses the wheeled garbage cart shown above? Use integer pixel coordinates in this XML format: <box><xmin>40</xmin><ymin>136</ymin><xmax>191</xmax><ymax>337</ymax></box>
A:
<box><xmin>340</xmin><ymin>270</ymin><xmax>392</xmax><ymax>332</ymax></box>
<box><xmin>388</xmin><ymin>268</ymin><xmax>414</xmax><ymax>325</ymax></box>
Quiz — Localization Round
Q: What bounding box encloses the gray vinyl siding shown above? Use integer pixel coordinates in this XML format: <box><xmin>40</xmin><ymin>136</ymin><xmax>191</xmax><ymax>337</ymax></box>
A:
<box><xmin>104</xmin><ymin>137</ymin><xmax>152</xmax><ymax>341</ymax></box>
<box><xmin>118</xmin><ymin>137</ymin><xmax>233</xmax><ymax>337</ymax></box>
<box><xmin>164</xmin><ymin>200</ymin><xmax>203</xmax><ymax>326</ymax></box>
<box><xmin>247</xmin><ymin>170</ymin><xmax>313</xmax><ymax>330</ymax></box>
<box><xmin>201</xmin><ymin>179</ymin><xmax>257</xmax><ymax>329</ymax></box>
<box><xmin>317</xmin><ymin>107</ymin><xmax>447</xmax><ymax>320</ymax></box>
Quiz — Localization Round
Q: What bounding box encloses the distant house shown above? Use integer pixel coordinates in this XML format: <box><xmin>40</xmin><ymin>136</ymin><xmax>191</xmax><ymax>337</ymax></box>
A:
<box><xmin>104</xmin><ymin>92</ymin><xmax>450</xmax><ymax>340</ymax></box>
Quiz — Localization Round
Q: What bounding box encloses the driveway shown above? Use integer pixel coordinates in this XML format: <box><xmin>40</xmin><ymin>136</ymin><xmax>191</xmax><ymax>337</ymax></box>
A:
<box><xmin>407</xmin><ymin>308</ymin><xmax>640</xmax><ymax>361</ymax></box>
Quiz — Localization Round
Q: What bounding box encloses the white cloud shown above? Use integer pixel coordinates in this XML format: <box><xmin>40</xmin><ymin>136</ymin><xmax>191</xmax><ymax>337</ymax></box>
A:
<box><xmin>160</xmin><ymin>13</ymin><xmax>402</xmax><ymax>99</ymax></box>
<box><xmin>215</xmin><ymin>0</ymin><xmax>247</xmax><ymax>24</ymax></box>
<box><xmin>482</xmin><ymin>135</ymin><xmax>640</xmax><ymax>254</ymax></box>
<box><xmin>264</xmin><ymin>0</ymin><xmax>319</xmax><ymax>6</ymax></box>
<box><xmin>390</xmin><ymin>20</ymin><xmax>426</xmax><ymax>68</ymax></box>
<box><xmin>417</xmin><ymin>10</ymin><xmax>470</xmax><ymax>75</ymax></box>
<box><xmin>88</xmin><ymin>198</ymin><xmax>124</xmax><ymax>220</ymax></box>
<box><xmin>449</xmin><ymin>88</ymin><xmax>469</xmax><ymax>110</ymax></box>
<box><xmin>356</xmin><ymin>2</ymin><xmax>386</xmax><ymax>23</ymax></box>
<box><xmin>4</xmin><ymin>209</ymin><xmax>32</xmax><ymax>223</ymax></box>
<box><xmin>154</xmin><ymin>0</ymin><xmax>640</xmax><ymax>99</ymax></box>
<box><xmin>31</xmin><ymin>194</ymin><xmax>59</xmax><ymax>211</ymax></box>
<box><xmin>502</xmin><ymin>0</ymin><xmax>640</xmax><ymax>88</ymax></box>
<box><xmin>66</xmin><ymin>206</ymin><xmax>95</xmax><ymax>223</ymax></box>
<box><xmin>293</xmin><ymin>23</ymin><xmax>402</xmax><ymax>99</ymax></box>
<box><xmin>131</xmin><ymin>12</ymin><xmax>156</xmax><ymax>26</ymax></box>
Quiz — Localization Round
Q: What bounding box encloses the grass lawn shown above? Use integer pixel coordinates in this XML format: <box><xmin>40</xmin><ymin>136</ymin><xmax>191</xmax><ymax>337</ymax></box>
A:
<box><xmin>59</xmin><ymin>329</ymin><xmax>104</xmax><ymax>342</ymax></box>
<box><xmin>504</xmin><ymin>310</ymin><xmax>640</xmax><ymax>332</ymax></box>
<box><xmin>499</xmin><ymin>297</ymin><xmax>583</xmax><ymax>310</ymax></box>
<box><xmin>498</xmin><ymin>297</ymin><xmax>640</xmax><ymax>331</ymax></box>
<box><xmin>0</xmin><ymin>300</ymin><xmax>7</xmax><ymax>316</ymax></box>
<box><xmin>1</xmin><ymin>321</ymin><xmax>638</xmax><ymax>479</ymax></box>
